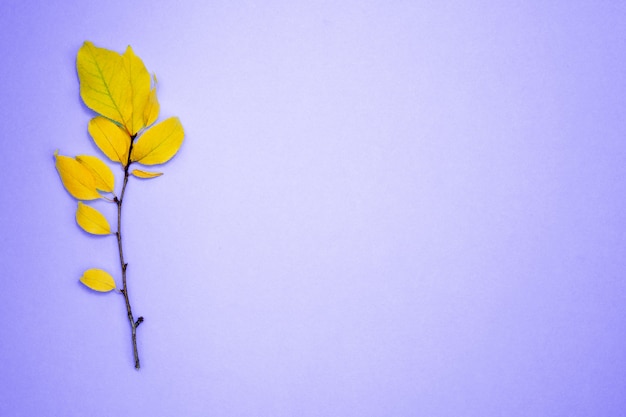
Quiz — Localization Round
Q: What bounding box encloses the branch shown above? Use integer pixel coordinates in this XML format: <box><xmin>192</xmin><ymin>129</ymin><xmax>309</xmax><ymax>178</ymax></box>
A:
<box><xmin>116</xmin><ymin>135</ymin><xmax>142</xmax><ymax>370</ymax></box>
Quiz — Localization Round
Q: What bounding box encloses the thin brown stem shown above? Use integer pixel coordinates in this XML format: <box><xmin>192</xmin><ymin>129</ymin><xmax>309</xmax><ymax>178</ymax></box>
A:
<box><xmin>115</xmin><ymin>135</ymin><xmax>142</xmax><ymax>370</ymax></box>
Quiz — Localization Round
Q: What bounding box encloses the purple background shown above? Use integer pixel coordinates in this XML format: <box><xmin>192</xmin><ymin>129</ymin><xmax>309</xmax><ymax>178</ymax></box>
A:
<box><xmin>2</xmin><ymin>1</ymin><xmax>626</xmax><ymax>415</ymax></box>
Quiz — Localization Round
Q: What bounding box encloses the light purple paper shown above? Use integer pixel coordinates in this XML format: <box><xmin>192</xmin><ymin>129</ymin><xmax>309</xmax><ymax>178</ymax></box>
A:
<box><xmin>1</xmin><ymin>1</ymin><xmax>625</xmax><ymax>416</ymax></box>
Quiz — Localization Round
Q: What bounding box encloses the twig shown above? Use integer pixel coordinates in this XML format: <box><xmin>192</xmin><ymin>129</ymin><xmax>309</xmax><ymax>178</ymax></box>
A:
<box><xmin>115</xmin><ymin>135</ymin><xmax>142</xmax><ymax>370</ymax></box>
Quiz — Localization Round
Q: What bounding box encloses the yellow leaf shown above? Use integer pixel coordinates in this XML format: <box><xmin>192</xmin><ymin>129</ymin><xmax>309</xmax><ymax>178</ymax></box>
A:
<box><xmin>54</xmin><ymin>151</ymin><xmax>101</xmax><ymax>200</ymax></box>
<box><xmin>132</xmin><ymin>169</ymin><xmax>163</xmax><ymax>179</ymax></box>
<box><xmin>80</xmin><ymin>268</ymin><xmax>116</xmax><ymax>292</ymax></box>
<box><xmin>143</xmin><ymin>80</ymin><xmax>160</xmax><ymax>128</ymax></box>
<box><xmin>123</xmin><ymin>45</ymin><xmax>151</xmax><ymax>135</ymax></box>
<box><xmin>76</xmin><ymin>202</ymin><xmax>111</xmax><ymax>235</ymax></box>
<box><xmin>88</xmin><ymin>116</ymin><xmax>131</xmax><ymax>164</ymax></box>
<box><xmin>131</xmin><ymin>117</ymin><xmax>184</xmax><ymax>165</ymax></box>
<box><xmin>77</xmin><ymin>41</ymin><xmax>132</xmax><ymax>131</ymax></box>
<box><xmin>76</xmin><ymin>155</ymin><xmax>115</xmax><ymax>193</ymax></box>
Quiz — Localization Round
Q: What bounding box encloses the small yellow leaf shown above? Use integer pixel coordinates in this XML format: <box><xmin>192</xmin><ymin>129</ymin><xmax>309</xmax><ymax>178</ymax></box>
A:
<box><xmin>76</xmin><ymin>155</ymin><xmax>115</xmax><ymax>193</ymax></box>
<box><xmin>143</xmin><ymin>84</ymin><xmax>160</xmax><ymax>128</ymax></box>
<box><xmin>88</xmin><ymin>116</ymin><xmax>131</xmax><ymax>164</ymax></box>
<box><xmin>77</xmin><ymin>42</ymin><xmax>131</xmax><ymax>131</ymax></box>
<box><xmin>76</xmin><ymin>202</ymin><xmax>111</xmax><ymax>235</ymax></box>
<box><xmin>54</xmin><ymin>151</ymin><xmax>101</xmax><ymax>200</ymax></box>
<box><xmin>123</xmin><ymin>45</ymin><xmax>151</xmax><ymax>135</ymax></box>
<box><xmin>131</xmin><ymin>117</ymin><xmax>184</xmax><ymax>165</ymax></box>
<box><xmin>131</xmin><ymin>169</ymin><xmax>163</xmax><ymax>179</ymax></box>
<box><xmin>80</xmin><ymin>268</ymin><xmax>116</xmax><ymax>292</ymax></box>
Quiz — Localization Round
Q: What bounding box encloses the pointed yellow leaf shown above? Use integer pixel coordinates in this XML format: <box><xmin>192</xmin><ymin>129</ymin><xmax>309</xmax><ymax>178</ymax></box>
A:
<box><xmin>131</xmin><ymin>117</ymin><xmax>184</xmax><ymax>165</ymax></box>
<box><xmin>131</xmin><ymin>169</ymin><xmax>163</xmax><ymax>179</ymax></box>
<box><xmin>123</xmin><ymin>45</ymin><xmax>151</xmax><ymax>135</ymax></box>
<box><xmin>54</xmin><ymin>151</ymin><xmax>101</xmax><ymax>200</ymax></box>
<box><xmin>80</xmin><ymin>268</ymin><xmax>116</xmax><ymax>292</ymax></box>
<box><xmin>143</xmin><ymin>84</ymin><xmax>160</xmax><ymax>128</ymax></box>
<box><xmin>76</xmin><ymin>155</ymin><xmax>115</xmax><ymax>193</ymax></box>
<box><xmin>88</xmin><ymin>116</ymin><xmax>131</xmax><ymax>164</ymax></box>
<box><xmin>77</xmin><ymin>41</ymin><xmax>132</xmax><ymax>131</ymax></box>
<box><xmin>76</xmin><ymin>202</ymin><xmax>111</xmax><ymax>235</ymax></box>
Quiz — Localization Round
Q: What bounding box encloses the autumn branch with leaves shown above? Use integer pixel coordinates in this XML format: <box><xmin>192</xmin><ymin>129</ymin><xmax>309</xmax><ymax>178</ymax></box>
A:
<box><xmin>54</xmin><ymin>41</ymin><xmax>184</xmax><ymax>369</ymax></box>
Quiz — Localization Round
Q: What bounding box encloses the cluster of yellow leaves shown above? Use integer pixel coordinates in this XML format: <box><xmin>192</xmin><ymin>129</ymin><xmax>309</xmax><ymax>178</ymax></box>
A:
<box><xmin>77</xmin><ymin>40</ymin><xmax>184</xmax><ymax>169</ymax></box>
<box><xmin>55</xmin><ymin>41</ymin><xmax>185</xmax><ymax>293</ymax></box>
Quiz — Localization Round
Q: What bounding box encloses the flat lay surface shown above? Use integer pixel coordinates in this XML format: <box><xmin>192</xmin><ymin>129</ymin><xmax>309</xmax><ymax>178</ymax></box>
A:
<box><xmin>1</xmin><ymin>1</ymin><xmax>625</xmax><ymax>415</ymax></box>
